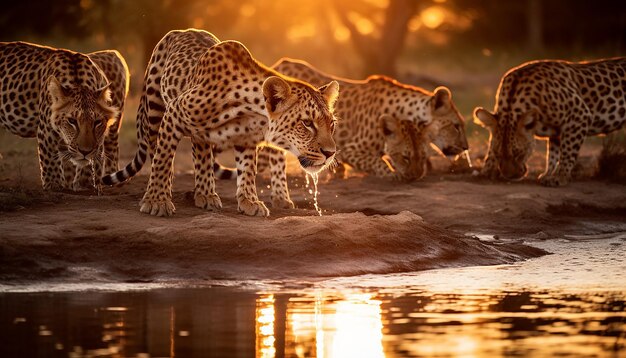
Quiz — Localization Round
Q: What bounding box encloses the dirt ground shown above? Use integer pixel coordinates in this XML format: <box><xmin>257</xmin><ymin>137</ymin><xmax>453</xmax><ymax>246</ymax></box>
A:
<box><xmin>0</xmin><ymin>132</ymin><xmax>625</xmax><ymax>286</ymax></box>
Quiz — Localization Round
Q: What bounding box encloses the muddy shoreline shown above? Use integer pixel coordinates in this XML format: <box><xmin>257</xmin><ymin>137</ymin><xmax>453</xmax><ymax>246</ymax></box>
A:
<box><xmin>1</xmin><ymin>170</ymin><xmax>624</xmax><ymax>286</ymax></box>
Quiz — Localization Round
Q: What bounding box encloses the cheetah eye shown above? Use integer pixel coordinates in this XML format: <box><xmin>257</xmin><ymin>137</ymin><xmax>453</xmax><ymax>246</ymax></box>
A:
<box><xmin>301</xmin><ymin>119</ymin><xmax>314</xmax><ymax>130</ymax></box>
<box><xmin>95</xmin><ymin>119</ymin><xmax>105</xmax><ymax>128</ymax></box>
<box><xmin>67</xmin><ymin>118</ymin><xmax>78</xmax><ymax>128</ymax></box>
<box><xmin>402</xmin><ymin>154</ymin><xmax>411</xmax><ymax>163</ymax></box>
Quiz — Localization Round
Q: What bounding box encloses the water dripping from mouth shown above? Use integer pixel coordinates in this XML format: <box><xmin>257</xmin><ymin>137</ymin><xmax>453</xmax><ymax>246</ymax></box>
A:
<box><xmin>91</xmin><ymin>160</ymin><xmax>102</xmax><ymax>196</ymax></box>
<box><xmin>306</xmin><ymin>172</ymin><xmax>322</xmax><ymax>216</ymax></box>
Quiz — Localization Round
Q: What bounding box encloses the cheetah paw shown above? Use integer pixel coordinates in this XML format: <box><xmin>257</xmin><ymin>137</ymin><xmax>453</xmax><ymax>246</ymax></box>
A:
<box><xmin>43</xmin><ymin>181</ymin><xmax>65</xmax><ymax>192</ymax></box>
<box><xmin>271</xmin><ymin>196</ymin><xmax>295</xmax><ymax>209</ymax></box>
<box><xmin>238</xmin><ymin>198</ymin><xmax>270</xmax><ymax>217</ymax></box>
<box><xmin>195</xmin><ymin>192</ymin><xmax>223</xmax><ymax>211</ymax></box>
<box><xmin>71</xmin><ymin>180</ymin><xmax>91</xmax><ymax>192</ymax></box>
<box><xmin>539</xmin><ymin>175</ymin><xmax>569</xmax><ymax>187</ymax></box>
<box><xmin>480</xmin><ymin>166</ymin><xmax>500</xmax><ymax>180</ymax></box>
<box><xmin>140</xmin><ymin>196</ymin><xmax>176</xmax><ymax>216</ymax></box>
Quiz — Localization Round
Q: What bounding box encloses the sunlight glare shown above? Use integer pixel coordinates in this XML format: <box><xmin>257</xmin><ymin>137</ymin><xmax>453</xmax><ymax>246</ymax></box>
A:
<box><xmin>332</xmin><ymin>294</ymin><xmax>384</xmax><ymax>358</ymax></box>
<box><xmin>240</xmin><ymin>4</ymin><xmax>256</xmax><ymax>17</ymax></box>
<box><xmin>256</xmin><ymin>294</ymin><xmax>276</xmax><ymax>358</ymax></box>
<box><xmin>421</xmin><ymin>6</ymin><xmax>446</xmax><ymax>29</ymax></box>
<box><xmin>334</xmin><ymin>26</ymin><xmax>351</xmax><ymax>42</ymax></box>
<box><xmin>348</xmin><ymin>12</ymin><xmax>375</xmax><ymax>35</ymax></box>
<box><xmin>287</xmin><ymin>21</ymin><xmax>317</xmax><ymax>43</ymax></box>
<box><xmin>363</xmin><ymin>0</ymin><xmax>389</xmax><ymax>8</ymax></box>
<box><xmin>408</xmin><ymin>16</ymin><xmax>422</xmax><ymax>32</ymax></box>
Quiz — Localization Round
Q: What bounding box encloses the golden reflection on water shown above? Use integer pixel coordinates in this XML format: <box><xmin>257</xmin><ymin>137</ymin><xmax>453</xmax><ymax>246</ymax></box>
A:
<box><xmin>250</xmin><ymin>290</ymin><xmax>626</xmax><ymax>358</ymax></box>
<box><xmin>256</xmin><ymin>294</ymin><xmax>277</xmax><ymax>358</ymax></box>
<box><xmin>256</xmin><ymin>292</ymin><xmax>385</xmax><ymax>358</ymax></box>
<box><xmin>2</xmin><ymin>286</ymin><xmax>624</xmax><ymax>357</ymax></box>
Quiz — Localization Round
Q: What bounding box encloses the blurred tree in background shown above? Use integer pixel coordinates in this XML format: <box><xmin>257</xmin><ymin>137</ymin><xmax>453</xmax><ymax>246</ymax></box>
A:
<box><xmin>1</xmin><ymin>0</ymin><xmax>624</xmax><ymax>85</ymax></box>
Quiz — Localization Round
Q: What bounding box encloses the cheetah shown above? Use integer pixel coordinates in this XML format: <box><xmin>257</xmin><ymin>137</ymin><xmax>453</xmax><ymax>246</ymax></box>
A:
<box><xmin>101</xmin><ymin>29</ymin><xmax>339</xmax><ymax>217</ymax></box>
<box><xmin>474</xmin><ymin>58</ymin><xmax>626</xmax><ymax>186</ymax></box>
<box><xmin>0</xmin><ymin>42</ymin><xmax>120</xmax><ymax>191</ymax></box>
<box><xmin>222</xmin><ymin>114</ymin><xmax>431</xmax><ymax>209</ymax></box>
<box><xmin>216</xmin><ymin>58</ymin><xmax>466</xmax><ymax>207</ymax></box>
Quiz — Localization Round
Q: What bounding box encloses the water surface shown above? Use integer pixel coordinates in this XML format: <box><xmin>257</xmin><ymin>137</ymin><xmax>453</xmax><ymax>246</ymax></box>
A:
<box><xmin>1</xmin><ymin>235</ymin><xmax>624</xmax><ymax>357</ymax></box>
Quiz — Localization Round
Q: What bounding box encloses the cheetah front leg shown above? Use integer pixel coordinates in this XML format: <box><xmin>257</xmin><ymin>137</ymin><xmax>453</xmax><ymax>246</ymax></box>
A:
<box><xmin>62</xmin><ymin>160</ymin><xmax>77</xmax><ymax>189</ymax></box>
<box><xmin>139</xmin><ymin>115</ymin><xmax>182</xmax><ymax>216</ymax></box>
<box><xmin>192</xmin><ymin>139</ymin><xmax>222</xmax><ymax>211</ymax></box>
<box><xmin>538</xmin><ymin>137</ymin><xmax>560</xmax><ymax>183</ymax></box>
<box><xmin>103</xmin><ymin>119</ymin><xmax>121</xmax><ymax>174</ymax></box>
<box><xmin>235</xmin><ymin>145</ymin><xmax>269</xmax><ymax>217</ymax></box>
<box><xmin>37</xmin><ymin>121</ymin><xmax>65</xmax><ymax>191</ymax></box>
<box><xmin>342</xmin><ymin>143</ymin><xmax>399</xmax><ymax>179</ymax></box>
<box><xmin>480</xmin><ymin>133</ymin><xmax>500</xmax><ymax>179</ymax></box>
<box><xmin>265</xmin><ymin>147</ymin><xmax>294</xmax><ymax>209</ymax></box>
<box><xmin>71</xmin><ymin>163</ymin><xmax>92</xmax><ymax>191</ymax></box>
<box><xmin>540</xmin><ymin>119</ymin><xmax>588</xmax><ymax>187</ymax></box>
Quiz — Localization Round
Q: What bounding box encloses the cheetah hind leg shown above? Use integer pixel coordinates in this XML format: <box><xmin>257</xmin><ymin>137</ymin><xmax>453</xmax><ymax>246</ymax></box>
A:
<box><xmin>235</xmin><ymin>146</ymin><xmax>269</xmax><ymax>217</ymax></box>
<box><xmin>540</xmin><ymin>118</ymin><xmax>587</xmax><ymax>187</ymax></box>
<box><xmin>192</xmin><ymin>141</ymin><xmax>222</xmax><ymax>211</ymax></box>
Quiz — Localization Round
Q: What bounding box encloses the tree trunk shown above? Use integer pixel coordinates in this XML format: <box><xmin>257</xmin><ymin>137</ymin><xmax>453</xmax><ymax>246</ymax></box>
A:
<box><xmin>335</xmin><ymin>0</ymin><xmax>418</xmax><ymax>77</ymax></box>
<box><xmin>527</xmin><ymin>0</ymin><xmax>543</xmax><ymax>52</ymax></box>
<box><xmin>376</xmin><ymin>0</ymin><xmax>417</xmax><ymax>76</ymax></box>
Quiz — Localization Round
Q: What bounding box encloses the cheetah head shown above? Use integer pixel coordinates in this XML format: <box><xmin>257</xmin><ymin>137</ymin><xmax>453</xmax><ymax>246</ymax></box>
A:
<box><xmin>428</xmin><ymin>87</ymin><xmax>469</xmax><ymax>156</ymax></box>
<box><xmin>263</xmin><ymin>76</ymin><xmax>339</xmax><ymax>174</ymax></box>
<box><xmin>380</xmin><ymin>115</ymin><xmax>429</xmax><ymax>181</ymax></box>
<box><xmin>474</xmin><ymin>107</ymin><xmax>537</xmax><ymax>180</ymax></box>
<box><xmin>48</xmin><ymin>76</ymin><xmax>118</xmax><ymax>166</ymax></box>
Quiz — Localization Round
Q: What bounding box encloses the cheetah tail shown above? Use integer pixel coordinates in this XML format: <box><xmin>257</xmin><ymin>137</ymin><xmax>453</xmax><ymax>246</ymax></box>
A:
<box><xmin>101</xmin><ymin>139</ymin><xmax>149</xmax><ymax>185</ymax></box>
<box><xmin>213</xmin><ymin>162</ymin><xmax>237</xmax><ymax>180</ymax></box>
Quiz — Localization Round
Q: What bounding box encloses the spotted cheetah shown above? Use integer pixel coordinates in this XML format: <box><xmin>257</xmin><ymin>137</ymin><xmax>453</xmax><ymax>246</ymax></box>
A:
<box><xmin>101</xmin><ymin>29</ymin><xmax>339</xmax><ymax>217</ymax></box>
<box><xmin>0</xmin><ymin>42</ymin><xmax>120</xmax><ymax>191</ymax></box>
<box><xmin>274</xmin><ymin>59</ymin><xmax>468</xmax><ymax>156</ymax></box>
<box><xmin>475</xmin><ymin>58</ymin><xmax>626</xmax><ymax>186</ymax></box>
<box><xmin>216</xmin><ymin>58</ymin><xmax>466</xmax><ymax>207</ymax></box>
<box><xmin>228</xmin><ymin>114</ymin><xmax>430</xmax><ymax>209</ymax></box>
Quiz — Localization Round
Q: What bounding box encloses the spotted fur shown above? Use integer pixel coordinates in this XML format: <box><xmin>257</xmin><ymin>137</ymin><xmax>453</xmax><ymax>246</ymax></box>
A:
<box><xmin>87</xmin><ymin>50</ymin><xmax>130</xmax><ymax>174</ymax></box>
<box><xmin>216</xmin><ymin>58</ymin><xmax>466</xmax><ymax>206</ymax></box>
<box><xmin>475</xmin><ymin>58</ymin><xmax>626</xmax><ymax>186</ymax></box>
<box><xmin>0</xmin><ymin>42</ymin><xmax>119</xmax><ymax>191</ymax></box>
<box><xmin>101</xmin><ymin>29</ymin><xmax>339</xmax><ymax>217</ymax></box>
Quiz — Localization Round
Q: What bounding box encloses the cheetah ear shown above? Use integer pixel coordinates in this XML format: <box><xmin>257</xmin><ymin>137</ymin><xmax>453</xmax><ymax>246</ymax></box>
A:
<box><xmin>432</xmin><ymin>87</ymin><xmax>451</xmax><ymax>113</ymax></box>
<box><xmin>379</xmin><ymin>115</ymin><xmax>399</xmax><ymax>138</ymax></box>
<box><xmin>262</xmin><ymin>76</ymin><xmax>292</xmax><ymax>114</ymax></box>
<box><xmin>319</xmin><ymin>80</ymin><xmax>339</xmax><ymax>111</ymax></box>
<box><xmin>96</xmin><ymin>82</ymin><xmax>119</xmax><ymax>121</ymax></box>
<box><xmin>519</xmin><ymin>109</ymin><xmax>539</xmax><ymax>131</ymax></box>
<box><xmin>97</xmin><ymin>83</ymin><xmax>113</xmax><ymax>106</ymax></box>
<box><xmin>473</xmin><ymin>107</ymin><xmax>497</xmax><ymax>129</ymax></box>
<box><xmin>47</xmin><ymin>76</ymin><xmax>70</xmax><ymax>110</ymax></box>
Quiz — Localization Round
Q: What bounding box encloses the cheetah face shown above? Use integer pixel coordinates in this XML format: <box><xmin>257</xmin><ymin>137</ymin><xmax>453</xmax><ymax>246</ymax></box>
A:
<box><xmin>380</xmin><ymin>115</ymin><xmax>428</xmax><ymax>181</ymax></box>
<box><xmin>474</xmin><ymin>107</ymin><xmax>537</xmax><ymax>180</ymax></box>
<box><xmin>263</xmin><ymin>76</ymin><xmax>339</xmax><ymax>174</ymax></box>
<box><xmin>429</xmin><ymin>87</ymin><xmax>468</xmax><ymax>156</ymax></box>
<box><xmin>48</xmin><ymin>76</ymin><xmax>118</xmax><ymax>166</ymax></box>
